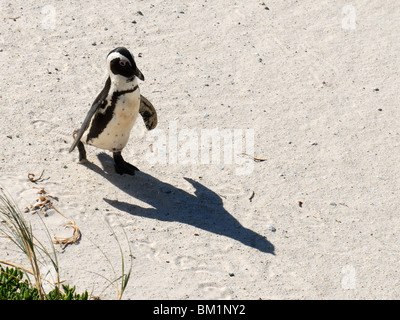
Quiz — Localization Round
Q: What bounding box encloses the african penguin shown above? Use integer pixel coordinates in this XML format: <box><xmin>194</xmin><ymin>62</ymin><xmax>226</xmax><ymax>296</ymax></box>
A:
<box><xmin>69</xmin><ymin>47</ymin><xmax>158</xmax><ymax>175</ymax></box>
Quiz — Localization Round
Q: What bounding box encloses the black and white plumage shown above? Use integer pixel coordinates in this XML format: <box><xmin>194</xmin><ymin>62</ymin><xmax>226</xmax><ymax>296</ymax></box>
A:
<box><xmin>69</xmin><ymin>47</ymin><xmax>157</xmax><ymax>175</ymax></box>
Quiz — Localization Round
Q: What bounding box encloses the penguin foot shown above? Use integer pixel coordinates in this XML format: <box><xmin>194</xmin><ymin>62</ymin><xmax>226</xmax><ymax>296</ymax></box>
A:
<box><xmin>72</xmin><ymin>130</ymin><xmax>87</xmax><ymax>163</ymax></box>
<box><xmin>77</xmin><ymin>141</ymin><xmax>87</xmax><ymax>163</ymax></box>
<box><xmin>113</xmin><ymin>152</ymin><xmax>139</xmax><ymax>175</ymax></box>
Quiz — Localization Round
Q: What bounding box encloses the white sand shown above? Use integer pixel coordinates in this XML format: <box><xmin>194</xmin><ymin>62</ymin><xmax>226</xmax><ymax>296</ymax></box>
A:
<box><xmin>1</xmin><ymin>0</ymin><xmax>400</xmax><ymax>299</ymax></box>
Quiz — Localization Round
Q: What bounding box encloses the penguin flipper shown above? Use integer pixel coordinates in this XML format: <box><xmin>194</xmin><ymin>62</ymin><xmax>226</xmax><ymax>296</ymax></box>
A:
<box><xmin>69</xmin><ymin>102</ymin><xmax>101</xmax><ymax>152</ymax></box>
<box><xmin>139</xmin><ymin>95</ymin><xmax>158</xmax><ymax>130</ymax></box>
<box><xmin>69</xmin><ymin>77</ymin><xmax>111</xmax><ymax>153</ymax></box>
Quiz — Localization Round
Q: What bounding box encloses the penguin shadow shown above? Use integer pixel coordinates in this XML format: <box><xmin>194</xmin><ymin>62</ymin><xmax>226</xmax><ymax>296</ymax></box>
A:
<box><xmin>83</xmin><ymin>153</ymin><xmax>275</xmax><ymax>254</ymax></box>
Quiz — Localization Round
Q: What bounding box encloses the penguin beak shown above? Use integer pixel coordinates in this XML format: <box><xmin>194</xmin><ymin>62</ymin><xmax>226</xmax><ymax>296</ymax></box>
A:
<box><xmin>135</xmin><ymin>67</ymin><xmax>145</xmax><ymax>81</ymax></box>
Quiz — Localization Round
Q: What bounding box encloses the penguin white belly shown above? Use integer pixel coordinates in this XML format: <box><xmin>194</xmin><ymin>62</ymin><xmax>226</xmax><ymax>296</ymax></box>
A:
<box><xmin>85</xmin><ymin>91</ymin><xmax>140</xmax><ymax>152</ymax></box>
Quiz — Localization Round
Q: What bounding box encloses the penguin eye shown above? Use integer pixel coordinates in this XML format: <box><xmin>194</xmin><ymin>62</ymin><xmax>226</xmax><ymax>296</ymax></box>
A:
<box><xmin>119</xmin><ymin>60</ymin><xmax>130</xmax><ymax>67</ymax></box>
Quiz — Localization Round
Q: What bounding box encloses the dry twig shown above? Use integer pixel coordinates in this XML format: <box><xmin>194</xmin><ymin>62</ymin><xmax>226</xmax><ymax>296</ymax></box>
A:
<box><xmin>238</xmin><ymin>153</ymin><xmax>267</xmax><ymax>162</ymax></box>
<box><xmin>249</xmin><ymin>191</ymin><xmax>255</xmax><ymax>202</ymax></box>
<box><xmin>28</xmin><ymin>170</ymin><xmax>47</xmax><ymax>184</ymax></box>
<box><xmin>50</xmin><ymin>205</ymin><xmax>81</xmax><ymax>249</ymax></box>
<box><xmin>24</xmin><ymin>186</ymin><xmax>81</xmax><ymax>249</ymax></box>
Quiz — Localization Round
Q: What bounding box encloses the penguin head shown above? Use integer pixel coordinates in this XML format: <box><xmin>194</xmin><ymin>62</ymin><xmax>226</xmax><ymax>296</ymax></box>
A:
<box><xmin>107</xmin><ymin>47</ymin><xmax>145</xmax><ymax>81</ymax></box>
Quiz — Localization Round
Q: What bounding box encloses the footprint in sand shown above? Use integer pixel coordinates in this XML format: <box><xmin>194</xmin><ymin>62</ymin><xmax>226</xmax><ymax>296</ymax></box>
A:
<box><xmin>174</xmin><ymin>255</ymin><xmax>211</xmax><ymax>273</ymax></box>
<box><xmin>131</xmin><ymin>239</ymin><xmax>161</xmax><ymax>263</ymax></box>
<box><xmin>174</xmin><ymin>255</ymin><xmax>199</xmax><ymax>271</ymax></box>
<box><xmin>198</xmin><ymin>282</ymin><xmax>232</xmax><ymax>299</ymax></box>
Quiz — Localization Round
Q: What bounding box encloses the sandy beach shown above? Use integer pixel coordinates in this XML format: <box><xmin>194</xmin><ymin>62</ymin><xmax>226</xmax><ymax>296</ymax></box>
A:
<box><xmin>1</xmin><ymin>0</ymin><xmax>400</xmax><ymax>299</ymax></box>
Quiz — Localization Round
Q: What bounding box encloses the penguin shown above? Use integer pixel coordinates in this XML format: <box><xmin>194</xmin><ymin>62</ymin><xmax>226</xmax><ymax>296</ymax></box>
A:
<box><xmin>69</xmin><ymin>47</ymin><xmax>157</xmax><ymax>175</ymax></box>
